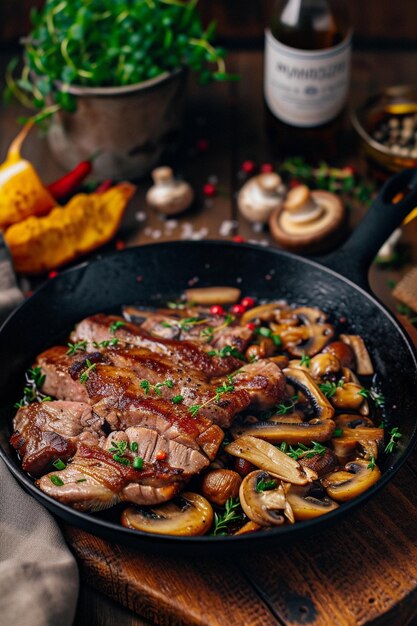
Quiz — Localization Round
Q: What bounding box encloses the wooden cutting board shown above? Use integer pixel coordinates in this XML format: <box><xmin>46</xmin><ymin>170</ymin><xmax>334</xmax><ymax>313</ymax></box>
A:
<box><xmin>63</xmin><ymin>319</ymin><xmax>417</xmax><ymax>626</ymax></box>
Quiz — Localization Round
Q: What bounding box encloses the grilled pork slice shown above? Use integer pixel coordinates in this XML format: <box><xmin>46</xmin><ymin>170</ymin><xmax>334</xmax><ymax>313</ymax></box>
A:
<box><xmin>36</xmin><ymin>346</ymin><xmax>90</xmax><ymax>402</ymax></box>
<box><xmin>81</xmin><ymin>363</ymin><xmax>223</xmax><ymax>459</ymax></box>
<box><xmin>70</xmin><ymin>314</ymin><xmax>242</xmax><ymax>377</ymax></box>
<box><xmin>36</xmin><ymin>444</ymin><xmax>183</xmax><ymax>511</ymax></box>
<box><xmin>231</xmin><ymin>360</ymin><xmax>288</xmax><ymax>411</ymax></box>
<box><xmin>10</xmin><ymin>401</ymin><xmax>104</xmax><ymax>476</ymax></box>
<box><xmin>104</xmin><ymin>426</ymin><xmax>209</xmax><ymax>475</ymax></box>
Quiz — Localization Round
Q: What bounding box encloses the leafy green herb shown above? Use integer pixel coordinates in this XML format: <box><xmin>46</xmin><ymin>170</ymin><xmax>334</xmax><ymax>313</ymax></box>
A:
<box><xmin>172</xmin><ymin>395</ymin><xmax>184</xmax><ymax>405</ymax></box>
<box><xmin>189</xmin><ymin>375</ymin><xmax>235</xmax><ymax>417</ymax></box>
<box><xmin>384</xmin><ymin>427</ymin><xmax>402</xmax><ymax>454</ymax></box>
<box><xmin>200</xmin><ymin>326</ymin><xmax>215</xmax><ymax>340</ymax></box>
<box><xmin>212</xmin><ymin>497</ymin><xmax>243</xmax><ymax>536</ymax></box>
<box><xmin>319</xmin><ymin>380</ymin><xmax>344</xmax><ymax>398</ymax></box>
<box><xmin>255</xmin><ymin>478</ymin><xmax>277</xmax><ymax>493</ymax></box>
<box><xmin>93</xmin><ymin>338</ymin><xmax>119</xmax><ymax>349</ymax></box>
<box><xmin>133</xmin><ymin>456</ymin><xmax>144</xmax><ymax>470</ymax></box>
<box><xmin>333</xmin><ymin>428</ymin><xmax>343</xmax><ymax>438</ymax></box>
<box><xmin>299</xmin><ymin>351</ymin><xmax>311</xmax><ymax>368</ymax></box>
<box><xmin>189</xmin><ymin>404</ymin><xmax>201</xmax><ymax>417</ymax></box>
<box><xmin>109</xmin><ymin>440</ymin><xmax>128</xmax><ymax>455</ymax></box>
<box><xmin>130</xmin><ymin>442</ymin><xmax>138</xmax><ymax>453</ymax></box>
<box><xmin>80</xmin><ymin>359</ymin><xmax>97</xmax><ymax>384</ymax></box>
<box><xmin>140</xmin><ymin>380</ymin><xmax>151</xmax><ymax>395</ymax></box>
<box><xmin>50</xmin><ymin>475</ymin><xmax>64</xmax><ymax>487</ymax></box>
<box><xmin>140</xmin><ymin>378</ymin><xmax>174</xmax><ymax>396</ymax></box>
<box><xmin>367</xmin><ymin>455</ymin><xmax>376</xmax><ymax>471</ymax></box>
<box><xmin>275</xmin><ymin>402</ymin><xmax>296</xmax><ymax>415</ymax></box>
<box><xmin>66</xmin><ymin>341</ymin><xmax>87</xmax><ymax>355</ymax></box>
<box><xmin>109</xmin><ymin>320</ymin><xmax>126</xmax><ymax>334</ymax></box>
<box><xmin>207</xmin><ymin>345</ymin><xmax>245</xmax><ymax>360</ymax></box>
<box><xmin>255</xmin><ymin>327</ymin><xmax>281</xmax><ymax>345</ymax></box>
<box><xmin>279</xmin><ymin>442</ymin><xmax>288</xmax><ymax>453</ymax></box>
<box><xmin>161</xmin><ymin>321</ymin><xmax>173</xmax><ymax>328</ymax></box>
<box><xmin>287</xmin><ymin>441</ymin><xmax>327</xmax><ymax>461</ymax></box>
<box><xmin>358</xmin><ymin>387</ymin><xmax>385</xmax><ymax>407</ymax></box>
<box><xmin>14</xmin><ymin>366</ymin><xmax>51</xmax><ymax>408</ymax></box>
<box><xmin>76</xmin><ymin>478</ymin><xmax>87</xmax><ymax>483</ymax></box>
<box><xmin>52</xmin><ymin>459</ymin><xmax>66</xmax><ymax>470</ymax></box>
<box><xmin>178</xmin><ymin>317</ymin><xmax>209</xmax><ymax>331</ymax></box>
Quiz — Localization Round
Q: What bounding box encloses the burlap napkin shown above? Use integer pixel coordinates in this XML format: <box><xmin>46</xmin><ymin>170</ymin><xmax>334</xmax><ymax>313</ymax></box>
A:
<box><xmin>0</xmin><ymin>236</ymin><xmax>79</xmax><ymax>625</ymax></box>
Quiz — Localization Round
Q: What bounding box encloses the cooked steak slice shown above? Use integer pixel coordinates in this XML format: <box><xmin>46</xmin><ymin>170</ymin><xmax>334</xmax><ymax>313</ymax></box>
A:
<box><xmin>81</xmin><ymin>363</ymin><xmax>223</xmax><ymax>459</ymax></box>
<box><xmin>10</xmin><ymin>401</ymin><xmax>104</xmax><ymax>476</ymax></box>
<box><xmin>104</xmin><ymin>427</ymin><xmax>210</xmax><ymax>475</ymax></box>
<box><xmin>36</xmin><ymin>346</ymin><xmax>90</xmax><ymax>402</ymax></box>
<box><xmin>36</xmin><ymin>443</ymin><xmax>183</xmax><ymax>511</ymax></box>
<box><xmin>70</xmin><ymin>314</ymin><xmax>242</xmax><ymax>377</ymax></box>
<box><xmin>231</xmin><ymin>360</ymin><xmax>288</xmax><ymax>410</ymax></box>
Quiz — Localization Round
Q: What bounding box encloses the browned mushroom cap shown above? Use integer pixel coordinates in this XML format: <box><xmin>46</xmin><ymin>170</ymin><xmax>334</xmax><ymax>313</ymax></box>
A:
<box><xmin>231</xmin><ymin>417</ymin><xmax>336</xmax><ymax>445</ymax></box>
<box><xmin>284</xmin><ymin>368</ymin><xmax>335</xmax><ymax>420</ymax></box>
<box><xmin>269</xmin><ymin>188</ymin><xmax>345</xmax><ymax>252</ymax></box>
<box><xmin>224</xmin><ymin>436</ymin><xmax>317</xmax><ymax>485</ymax></box>
<box><xmin>331</xmin><ymin>382</ymin><xmax>367</xmax><ymax>411</ymax></box>
<box><xmin>322</xmin><ymin>459</ymin><xmax>381</xmax><ymax>502</ymax></box>
<box><xmin>323</xmin><ymin>341</ymin><xmax>356</xmax><ymax>370</ymax></box>
<box><xmin>239</xmin><ymin>471</ymin><xmax>293</xmax><ymax>526</ymax></box>
<box><xmin>279</xmin><ymin>307</ymin><xmax>334</xmax><ymax>357</ymax></box>
<box><xmin>286</xmin><ymin>484</ymin><xmax>339</xmax><ymax>520</ymax></box>
<box><xmin>340</xmin><ymin>334</ymin><xmax>374</xmax><ymax>375</ymax></box>
<box><xmin>200</xmin><ymin>469</ymin><xmax>242</xmax><ymax>507</ymax></box>
<box><xmin>121</xmin><ymin>492</ymin><xmax>213</xmax><ymax>536</ymax></box>
<box><xmin>290</xmin><ymin>353</ymin><xmax>341</xmax><ymax>380</ymax></box>
<box><xmin>241</xmin><ymin>302</ymin><xmax>286</xmax><ymax>325</ymax></box>
<box><xmin>332</xmin><ymin>414</ymin><xmax>384</xmax><ymax>461</ymax></box>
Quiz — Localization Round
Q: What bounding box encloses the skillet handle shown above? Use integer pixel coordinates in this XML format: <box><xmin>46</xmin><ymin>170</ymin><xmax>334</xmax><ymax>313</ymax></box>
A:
<box><xmin>319</xmin><ymin>167</ymin><xmax>417</xmax><ymax>289</ymax></box>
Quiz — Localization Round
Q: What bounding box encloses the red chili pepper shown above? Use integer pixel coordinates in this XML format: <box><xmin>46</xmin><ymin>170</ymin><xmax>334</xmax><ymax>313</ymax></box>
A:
<box><xmin>246</xmin><ymin>322</ymin><xmax>256</xmax><ymax>331</ymax></box>
<box><xmin>241</xmin><ymin>296</ymin><xmax>256</xmax><ymax>309</ymax></box>
<box><xmin>230</xmin><ymin>304</ymin><xmax>245</xmax><ymax>316</ymax></box>
<box><xmin>210</xmin><ymin>304</ymin><xmax>225</xmax><ymax>316</ymax></box>
<box><xmin>47</xmin><ymin>158</ymin><xmax>94</xmax><ymax>200</ymax></box>
<box><xmin>241</xmin><ymin>160</ymin><xmax>256</xmax><ymax>174</ymax></box>
<box><xmin>203</xmin><ymin>183</ymin><xmax>217</xmax><ymax>198</ymax></box>
<box><xmin>95</xmin><ymin>179</ymin><xmax>113</xmax><ymax>194</ymax></box>
<box><xmin>156</xmin><ymin>451</ymin><xmax>167</xmax><ymax>461</ymax></box>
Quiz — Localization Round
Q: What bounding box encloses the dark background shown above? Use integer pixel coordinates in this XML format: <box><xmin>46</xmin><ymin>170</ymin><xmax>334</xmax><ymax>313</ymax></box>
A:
<box><xmin>1</xmin><ymin>0</ymin><xmax>417</xmax><ymax>47</ymax></box>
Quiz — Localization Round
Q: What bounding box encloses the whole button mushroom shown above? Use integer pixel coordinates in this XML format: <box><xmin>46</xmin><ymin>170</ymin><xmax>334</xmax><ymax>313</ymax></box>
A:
<box><xmin>269</xmin><ymin>184</ymin><xmax>345</xmax><ymax>253</ymax></box>
<box><xmin>238</xmin><ymin>172</ymin><xmax>286</xmax><ymax>224</ymax></box>
<box><xmin>146</xmin><ymin>166</ymin><xmax>194</xmax><ymax>216</ymax></box>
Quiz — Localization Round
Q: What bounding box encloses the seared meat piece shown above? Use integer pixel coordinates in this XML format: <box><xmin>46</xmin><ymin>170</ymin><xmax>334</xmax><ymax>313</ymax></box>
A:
<box><xmin>231</xmin><ymin>360</ymin><xmax>288</xmax><ymax>411</ymax></box>
<box><xmin>81</xmin><ymin>364</ymin><xmax>223</xmax><ymax>459</ymax></box>
<box><xmin>70</xmin><ymin>314</ymin><xmax>242</xmax><ymax>377</ymax></box>
<box><xmin>36</xmin><ymin>346</ymin><xmax>90</xmax><ymax>402</ymax></box>
<box><xmin>37</xmin><ymin>443</ymin><xmax>183</xmax><ymax>511</ymax></box>
<box><xmin>10</xmin><ymin>401</ymin><xmax>104</xmax><ymax>476</ymax></box>
<box><xmin>104</xmin><ymin>427</ymin><xmax>210</xmax><ymax>475</ymax></box>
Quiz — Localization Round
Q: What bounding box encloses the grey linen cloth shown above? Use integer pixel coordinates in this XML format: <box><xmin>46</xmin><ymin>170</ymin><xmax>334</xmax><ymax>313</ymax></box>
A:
<box><xmin>0</xmin><ymin>236</ymin><xmax>79</xmax><ymax>625</ymax></box>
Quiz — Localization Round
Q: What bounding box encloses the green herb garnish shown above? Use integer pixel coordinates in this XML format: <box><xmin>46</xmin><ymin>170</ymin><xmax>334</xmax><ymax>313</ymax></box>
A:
<box><xmin>384</xmin><ymin>427</ymin><xmax>402</xmax><ymax>454</ymax></box>
<box><xmin>14</xmin><ymin>366</ymin><xmax>51</xmax><ymax>408</ymax></box>
<box><xmin>66</xmin><ymin>341</ymin><xmax>87</xmax><ymax>355</ymax></box>
<box><xmin>172</xmin><ymin>395</ymin><xmax>184</xmax><ymax>405</ymax></box>
<box><xmin>130</xmin><ymin>442</ymin><xmax>138</xmax><ymax>453</ymax></box>
<box><xmin>50</xmin><ymin>475</ymin><xmax>64</xmax><ymax>486</ymax></box>
<box><xmin>319</xmin><ymin>380</ymin><xmax>344</xmax><ymax>398</ymax></box>
<box><xmin>299</xmin><ymin>351</ymin><xmax>311</xmax><ymax>368</ymax></box>
<box><xmin>140</xmin><ymin>378</ymin><xmax>174</xmax><ymax>396</ymax></box>
<box><xmin>93</xmin><ymin>338</ymin><xmax>119</xmax><ymax>349</ymax></box>
<box><xmin>255</xmin><ymin>478</ymin><xmax>277</xmax><ymax>493</ymax></box>
<box><xmin>133</xmin><ymin>457</ymin><xmax>144</xmax><ymax>470</ymax></box>
<box><xmin>109</xmin><ymin>320</ymin><xmax>126</xmax><ymax>334</ymax></box>
<box><xmin>358</xmin><ymin>387</ymin><xmax>385</xmax><ymax>407</ymax></box>
<box><xmin>212</xmin><ymin>497</ymin><xmax>243</xmax><ymax>536</ymax></box>
<box><xmin>207</xmin><ymin>345</ymin><xmax>245</xmax><ymax>360</ymax></box>
<box><xmin>80</xmin><ymin>359</ymin><xmax>97</xmax><ymax>384</ymax></box>
<box><xmin>287</xmin><ymin>441</ymin><xmax>327</xmax><ymax>461</ymax></box>
<box><xmin>52</xmin><ymin>459</ymin><xmax>66</xmax><ymax>470</ymax></box>
<box><xmin>367</xmin><ymin>455</ymin><xmax>376</xmax><ymax>470</ymax></box>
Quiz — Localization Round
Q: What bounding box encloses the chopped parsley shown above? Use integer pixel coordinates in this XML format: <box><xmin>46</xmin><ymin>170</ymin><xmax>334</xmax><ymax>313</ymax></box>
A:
<box><xmin>50</xmin><ymin>475</ymin><xmax>64</xmax><ymax>487</ymax></box>
<box><xmin>172</xmin><ymin>395</ymin><xmax>184</xmax><ymax>404</ymax></box>
<box><xmin>52</xmin><ymin>459</ymin><xmax>66</xmax><ymax>470</ymax></box>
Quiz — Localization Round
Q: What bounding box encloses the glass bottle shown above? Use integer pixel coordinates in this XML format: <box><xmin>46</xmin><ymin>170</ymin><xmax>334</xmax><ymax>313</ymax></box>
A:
<box><xmin>264</xmin><ymin>0</ymin><xmax>351</xmax><ymax>159</ymax></box>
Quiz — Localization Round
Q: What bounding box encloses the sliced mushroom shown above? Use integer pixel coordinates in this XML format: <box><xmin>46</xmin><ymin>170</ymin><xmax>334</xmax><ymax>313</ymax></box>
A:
<box><xmin>267</xmin><ymin>411</ymin><xmax>304</xmax><ymax>424</ymax></box>
<box><xmin>286</xmin><ymin>484</ymin><xmax>339</xmax><ymax>520</ymax></box>
<box><xmin>331</xmin><ymin>382</ymin><xmax>367</xmax><ymax>411</ymax></box>
<box><xmin>231</xmin><ymin>418</ymin><xmax>336</xmax><ymax>445</ymax></box>
<box><xmin>284</xmin><ymin>368</ymin><xmax>335</xmax><ymax>420</ymax></box>
<box><xmin>185</xmin><ymin>286</ymin><xmax>241</xmax><ymax>305</ymax></box>
<box><xmin>290</xmin><ymin>353</ymin><xmax>341</xmax><ymax>379</ymax></box>
<box><xmin>234</xmin><ymin>520</ymin><xmax>263</xmax><ymax>535</ymax></box>
<box><xmin>340</xmin><ymin>334</ymin><xmax>374</xmax><ymax>375</ymax></box>
<box><xmin>333</xmin><ymin>414</ymin><xmax>384</xmax><ymax>461</ymax></box>
<box><xmin>224</xmin><ymin>436</ymin><xmax>316</xmax><ymax>485</ymax></box>
<box><xmin>121</xmin><ymin>492</ymin><xmax>213</xmax><ymax>536</ymax></box>
<box><xmin>241</xmin><ymin>302</ymin><xmax>286</xmax><ymax>325</ymax></box>
<box><xmin>200</xmin><ymin>469</ymin><xmax>242</xmax><ymax>506</ymax></box>
<box><xmin>321</xmin><ymin>459</ymin><xmax>381</xmax><ymax>502</ymax></box>
<box><xmin>239</xmin><ymin>471</ymin><xmax>292</xmax><ymax>526</ymax></box>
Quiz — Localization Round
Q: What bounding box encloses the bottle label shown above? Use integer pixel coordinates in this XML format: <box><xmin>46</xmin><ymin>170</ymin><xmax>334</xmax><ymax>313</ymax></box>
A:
<box><xmin>264</xmin><ymin>29</ymin><xmax>351</xmax><ymax>127</ymax></box>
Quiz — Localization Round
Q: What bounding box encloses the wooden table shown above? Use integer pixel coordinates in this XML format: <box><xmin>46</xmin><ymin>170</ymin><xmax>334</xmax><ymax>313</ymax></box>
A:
<box><xmin>1</xmin><ymin>46</ymin><xmax>417</xmax><ymax>626</ymax></box>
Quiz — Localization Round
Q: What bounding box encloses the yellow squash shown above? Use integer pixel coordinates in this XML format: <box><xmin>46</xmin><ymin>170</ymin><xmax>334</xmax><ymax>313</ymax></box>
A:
<box><xmin>0</xmin><ymin>122</ymin><xmax>56</xmax><ymax>229</ymax></box>
<box><xmin>5</xmin><ymin>183</ymin><xmax>136</xmax><ymax>273</ymax></box>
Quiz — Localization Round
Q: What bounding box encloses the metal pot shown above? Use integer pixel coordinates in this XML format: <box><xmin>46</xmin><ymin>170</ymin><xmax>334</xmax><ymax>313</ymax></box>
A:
<box><xmin>47</xmin><ymin>69</ymin><xmax>187</xmax><ymax>180</ymax></box>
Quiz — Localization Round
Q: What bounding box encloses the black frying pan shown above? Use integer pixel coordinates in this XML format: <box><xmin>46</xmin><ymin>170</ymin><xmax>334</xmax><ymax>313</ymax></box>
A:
<box><xmin>0</xmin><ymin>168</ymin><xmax>416</xmax><ymax>555</ymax></box>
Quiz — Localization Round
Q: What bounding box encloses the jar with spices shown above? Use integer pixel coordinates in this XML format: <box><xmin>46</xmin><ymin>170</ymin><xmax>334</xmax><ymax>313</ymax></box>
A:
<box><xmin>264</xmin><ymin>0</ymin><xmax>351</xmax><ymax>159</ymax></box>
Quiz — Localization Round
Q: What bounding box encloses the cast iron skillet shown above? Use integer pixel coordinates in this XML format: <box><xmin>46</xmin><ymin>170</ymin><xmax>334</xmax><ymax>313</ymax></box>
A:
<box><xmin>0</xmin><ymin>169</ymin><xmax>417</xmax><ymax>555</ymax></box>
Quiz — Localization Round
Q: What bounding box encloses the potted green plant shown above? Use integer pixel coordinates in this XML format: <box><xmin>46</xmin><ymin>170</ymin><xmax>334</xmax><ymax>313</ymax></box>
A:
<box><xmin>6</xmin><ymin>0</ymin><xmax>232</xmax><ymax>179</ymax></box>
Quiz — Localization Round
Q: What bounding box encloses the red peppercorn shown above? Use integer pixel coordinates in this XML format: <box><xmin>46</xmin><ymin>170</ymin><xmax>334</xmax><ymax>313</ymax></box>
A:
<box><xmin>232</xmin><ymin>235</ymin><xmax>245</xmax><ymax>243</ymax></box>
<box><xmin>203</xmin><ymin>183</ymin><xmax>217</xmax><ymax>198</ymax></box>
<box><xmin>48</xmin><ymin>270</ymin><xmax>58</xmax><ymax>279</ymax></box>
<box><xmin>156</xmin><ymin>451</ymin><xmax>167</xmax><ymax>461</ymax></box>
<box><xmin>241</xmin><ymin>296</ymin><xmax>256</xmax><ymax>309</ymax></box>
<box><xmin>260</xmin><ymin>163</ymin><xmax>274</xmax><ymax>173</ymax></box>
<box><xmin>210</xmin><ymin>304</ymin><xmax>225</xmax><ymax>316</ymax></box>
<box><xmin>241</xmin><ymin>160</ymin><xmax>256</xmax><ymax>174</ymax></box>
<box><xmin>197</xmin><ymin>138</ymin><xmax>209</xmax><ymax>152</ymax></box>
<box><xmin>115</xmin><ymin>240</ymin><xmax>126</xmax><ymax>250</ymax></box>
<box><xmin>230</xmin><ymin>304</ymin><xmax>245</xmax><ymax>315</ymax></box>
<box><xmin>246</xmin><ymin>322</ymin><xmax>256</xmax><ymax>331</ymax></box>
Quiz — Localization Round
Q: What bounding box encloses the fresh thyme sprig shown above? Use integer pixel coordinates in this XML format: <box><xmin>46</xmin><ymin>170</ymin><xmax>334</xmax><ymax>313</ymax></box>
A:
<box><xmin>287</xmin><ymin>441</ymin><xmax>327</xmax><ymax>461</ymax></box>
<box><xmin>367</xmin><ymin>455</ymin><xmax>376</xmax><ymax>470</ymax></box>
<box><xmin>14</xmin><ymin>366</ymin><xmax>52</xmax><ymax>408</ymax></box>
<box><xmin>189</xmin><ymin>375</ymin><xmax>235</xmax><ymax>417</ymax></box>
<box><xmin>319</xmin><ymin>380</ymin><xmax>344</xmax><ymax>398</ymax></box>
<box><xmin>384</xmin><ymin>427</ymin><xmax>402</xmax><ymax>454</ymax></box>
<box><xmin>255</xmin><ymin>327</ymin><xmax>282</xmax><ymax>346</ymax></box>
<box><xmin>109</xmin><ymin>320</ymin><xmax>126</xmax><ymax>334</ymax></box>
<box><xmin>66</xmin><ymin>341</ymin><xmax>88</xmax><ymax>355</ymax></box>
<box><xmin>80</xmin><ymin>359</ymin><xmax>97</xmax><ymax>384</ymax></box>
<box><xmin>207</xmin><ymin>345</ymin><xmax>245</xmax><ymax>360</ymax></box>
<box><xmin>212</xmin><ymin>497</ymin><xmax>243</xmax><ymax>536</ymax></box>
<box><xmin>255</xmin><ymin>478</ymin><xmax>277</xmax><ymax>493</ymax></box>
<box><xmin>299</xmin><ymin>351</ymin><xmax>311</xmax><ymax>368</ymax></box>
<box><xmin>358</xmin><ymin>387</ymin><xmax>386</xmax><ymax>408</ymax></box>
<box><xmin>140</xmin><ymin>378</ymin><xmax>174</xmax><ymax>397</ymax></box>
<box><xmin>93</xmin><ymin>338</ymin><xmax>119</xmax><ymax>349</ymax></box>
